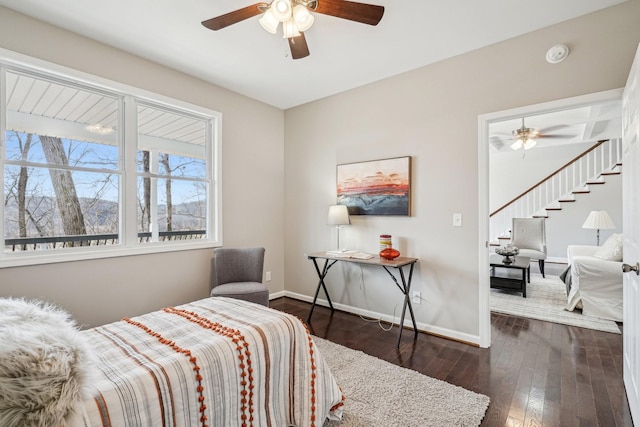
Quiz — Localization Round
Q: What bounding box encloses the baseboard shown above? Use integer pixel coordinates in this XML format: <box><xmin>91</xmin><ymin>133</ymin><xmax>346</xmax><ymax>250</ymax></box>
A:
<box><xmin>283</xmin><ymin>291</ymin><xmax>481</xmax><ymax>346</ymax></box>
<box><xmin>547</xmin><ymin>256</ymin><xmax>568</xmax><ymax>264</ymax></box>
<box><xmin>268</xmin><ymin>290</ymin><xmax>285</xmax><ymax>300</ymax></box>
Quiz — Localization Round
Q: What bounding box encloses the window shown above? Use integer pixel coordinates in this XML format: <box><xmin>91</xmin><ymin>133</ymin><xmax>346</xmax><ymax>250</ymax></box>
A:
<box><xmin>0</xmin><ymin>58</ymin><xmax>221</xmax><ymax>267</ymax></box>
<box><xmin>136</xmin><ymin>103</ymin><xmax>209</xmax><ymax>242</ymax></box>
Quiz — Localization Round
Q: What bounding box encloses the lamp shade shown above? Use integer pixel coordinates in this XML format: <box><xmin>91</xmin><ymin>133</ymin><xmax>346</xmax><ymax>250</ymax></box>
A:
<box><xmin>282</xmin><ymin>18</ymin><xmax>300</xmax><ymax>38</ymax></box>
<box><xmin>328</xmin><ymin>205</ymin><xmax>350</xmax><ymax>225</ymax></box>
<box><xmin>259</xmin><ymin>8</ymin><xmax>279</xmax><ymax>34</ymax></box>
<box><xmin>293</xmin><ymin>4</ymin><xmax>314</xmax><ymax>31</ymax></box>
<box><xmin>271</xmin><ymin>0</ymin><xmax>292</xmax><ymax>22</ymax></box>
<box><xmin>582</xmin><ymin>210</ymin><xmax>615</xmax><ymax>230</ymax></box>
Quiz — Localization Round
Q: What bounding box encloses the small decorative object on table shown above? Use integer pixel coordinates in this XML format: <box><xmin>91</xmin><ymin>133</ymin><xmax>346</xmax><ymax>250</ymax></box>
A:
<box><xmin>495</xmin><ymin>245</ymin><xmax>519</xmax><ymax>264</ymax></box>
<box><xmin>379</xmin><ymin>234</ymin><xmax>392</xmax><ymax>250</ymax></box>
<box><xmin>380</xmin><ymin>248</ymin><xmax>401</xmax><ymax>260</ymax></box>
<box><xmin>379</xmin><ymin>234</ymin><xmax>400</xmax><ymax>260</ymax></box>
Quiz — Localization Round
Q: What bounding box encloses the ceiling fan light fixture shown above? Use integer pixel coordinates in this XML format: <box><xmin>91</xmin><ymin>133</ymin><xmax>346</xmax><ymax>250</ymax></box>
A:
<box><xmin>509</xmin><ymin>117</ymin><xmax>540</xmax><ymax>151</ymax></box>
<box><xmin>86</xmin><ymin>124</ymin><xmax>114</xmax><ymax>135</ymax></box>
<box><xmin>259</xmin><ymin>8</ymin><xmax>279</xmax><ymax>34</ymax></box>
<box><xmin>271</xmin><ymin>0</ymin><xmax>293</xmax><ymax>22</ymax></box>
<box><xmin>282</xmin><ymin>17</ymin><xmax>300</xmax><ymax>38</ymax></box>
<box><xmin>293</xmin><ymin>4</ymin><xmax>314</xmax><ymax>31</ymax></box>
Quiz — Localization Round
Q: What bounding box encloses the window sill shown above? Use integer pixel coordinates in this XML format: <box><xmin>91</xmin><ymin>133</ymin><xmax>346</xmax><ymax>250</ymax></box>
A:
<box><xmin>0</xmin><ymin>240</ymin><xmax>221</xmax><ymax>269</ymax></box>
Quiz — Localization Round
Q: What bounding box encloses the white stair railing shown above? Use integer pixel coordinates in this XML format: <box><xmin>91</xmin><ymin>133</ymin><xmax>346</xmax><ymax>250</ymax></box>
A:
<box><xmin>490</xmin><ymin>138</ymin><xmax>622</xmax><ymax>242</ymax></box>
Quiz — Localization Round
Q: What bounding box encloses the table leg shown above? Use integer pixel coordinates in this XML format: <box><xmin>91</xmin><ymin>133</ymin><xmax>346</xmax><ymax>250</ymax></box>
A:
<box><xmin>522</xmin><ymin>267</ymin><xmax>527</xmax><ymax>298</ymax></box>
<box><xmin>399</xmin><ymin>264</ymin><xmax>418</xmax><ymax>347</ymax></box>
<box><xmin>384</xmin><ymin>263</ymin><xmax>418</xmax><ymax>348</ymax></box>
<box><xmin>307</xmin><ymin>258</ymin><xmax>337</xmax><ymax>323</ymax></box>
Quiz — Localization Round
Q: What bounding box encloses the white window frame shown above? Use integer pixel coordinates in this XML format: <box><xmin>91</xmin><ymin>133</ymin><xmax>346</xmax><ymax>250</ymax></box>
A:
<box><xmin>0</xmin><ymin>48</ymin><xmax>222</xmax><ymax>268</ymax></box>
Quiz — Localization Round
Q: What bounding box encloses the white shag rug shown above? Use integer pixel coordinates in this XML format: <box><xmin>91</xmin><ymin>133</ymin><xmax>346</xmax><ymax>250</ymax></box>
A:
<box><xmin>490</xmin><ymin>273</ymin><xmax>621</xmax><ymax>334</ymax></box>
<box><xmin>316</xmin><ymin>337</ymin><xmax>490</xmax><ymax>427</ymax></box>
<box><xmin>0</xmin><ymin>298</ymin><xmax>96</xmax><ymax>427</ymax></box>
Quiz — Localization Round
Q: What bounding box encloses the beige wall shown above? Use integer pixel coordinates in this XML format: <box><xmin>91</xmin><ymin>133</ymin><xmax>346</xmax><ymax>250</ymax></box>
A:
<box><xmin>284</xmin><ymin>1</ymin><xmax>640</xmax><ymax>342</ymax></box>
<box><xmin>0</xmin><ymin>7</ymin><xmax>285</xmax><ymax>328</ymax></box>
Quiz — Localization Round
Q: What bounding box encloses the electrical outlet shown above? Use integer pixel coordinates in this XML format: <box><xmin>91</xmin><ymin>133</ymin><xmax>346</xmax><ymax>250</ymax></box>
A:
<box><xmin>265</xmin><ymin>271</ymin><xmax>271</xmax><ymax>282</ymax></box>
<box><xmin>412</xmin><ymin>291</ymin><xmax>421</xmax><ymax>304</ymax></box>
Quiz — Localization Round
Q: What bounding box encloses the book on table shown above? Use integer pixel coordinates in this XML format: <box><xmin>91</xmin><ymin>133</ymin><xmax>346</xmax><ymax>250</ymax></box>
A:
<box><xmin>325</xmin><ymin>250</ymin><xmax>374</xmax><ymax>260</ymax></box>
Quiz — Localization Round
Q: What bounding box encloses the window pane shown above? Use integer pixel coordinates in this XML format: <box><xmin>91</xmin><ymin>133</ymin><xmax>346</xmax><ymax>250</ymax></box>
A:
<box><xmin>157</xmin><ymin>178</ymin><xmax>207</xmax><ymax>232</ymax></box>
<box><xmin>136</xmin><ymin>104</ymin><xmax>208</xmax><ymax>243</ymax></box>
<box><xmin>5</xmin><ymin>72</ymin><xmax>119</xmax><ymax>169</ymax></box>
<box><xmin>136</xmin><ymin>177</ymin><xmax>206</xmax><ymax>241</ymax></box>
<box><xmin>4</xmin><ymin>166</ymin><xmax>119</xmax><ymax>251</ymax></box>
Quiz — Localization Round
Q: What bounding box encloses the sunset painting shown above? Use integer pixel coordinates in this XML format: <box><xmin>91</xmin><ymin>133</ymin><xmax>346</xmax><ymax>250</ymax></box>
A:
<box><xmin>337</xmin><ymin>156</ymin><xmax>411</xmax><ymax>216</ymax></box>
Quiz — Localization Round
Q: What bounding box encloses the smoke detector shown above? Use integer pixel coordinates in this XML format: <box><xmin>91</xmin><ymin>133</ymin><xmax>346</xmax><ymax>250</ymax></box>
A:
<box><xmin>546</xmin><ymin>44</ymin><xmax>570</xmax><ymax>64</ymax></box>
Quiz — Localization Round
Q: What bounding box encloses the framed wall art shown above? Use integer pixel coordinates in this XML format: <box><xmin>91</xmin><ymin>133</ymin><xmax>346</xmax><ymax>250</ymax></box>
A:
<box><xmin>337</xmin><ymin>156</ymin><xmax>411</xmax><ymax>216</ymax></box>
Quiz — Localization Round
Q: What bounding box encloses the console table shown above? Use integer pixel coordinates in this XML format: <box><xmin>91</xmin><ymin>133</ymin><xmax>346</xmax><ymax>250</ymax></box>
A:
<box><xmin>306</xmin><ymin>252</ymin><xmax>419</xmax><ymax>347</ymax></box>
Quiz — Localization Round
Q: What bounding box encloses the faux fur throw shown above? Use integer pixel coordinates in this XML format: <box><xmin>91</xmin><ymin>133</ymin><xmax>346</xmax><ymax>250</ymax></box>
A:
<box><xmin>0</xmin><ymin>298</ymin><xmax>95</xmax><ymax>427</ymax></box>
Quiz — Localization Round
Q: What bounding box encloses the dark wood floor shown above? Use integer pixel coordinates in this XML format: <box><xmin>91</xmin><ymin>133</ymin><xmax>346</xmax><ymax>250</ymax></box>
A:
<box><xmin>270</xmin><ymin>295</ymin><xmax>633</xmax><ymax>427</ymax></box>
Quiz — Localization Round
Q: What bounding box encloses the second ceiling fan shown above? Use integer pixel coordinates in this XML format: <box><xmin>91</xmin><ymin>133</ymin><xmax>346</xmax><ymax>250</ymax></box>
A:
<box><xmin>509</xmin><ymin>117</ymin><xmax>574</xmax><ymax>151</ymax></box>
<box><xmin>201</xmin><ymin>0</ymin><xmax>384</xmax><ymax>59</ymax></box>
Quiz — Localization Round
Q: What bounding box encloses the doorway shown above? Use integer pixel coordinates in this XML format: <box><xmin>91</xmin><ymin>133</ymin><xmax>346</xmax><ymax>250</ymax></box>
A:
<box><xmin>477</xmin><ymin>88</ymin><xmax>624</xmax><ymax>348</ymax></box>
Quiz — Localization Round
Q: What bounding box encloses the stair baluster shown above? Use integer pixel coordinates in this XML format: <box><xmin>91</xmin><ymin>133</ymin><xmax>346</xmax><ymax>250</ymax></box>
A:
<box><xmin>490</xmin><ymin>138</ymin><xmax>622</xmax><ymax>245</ymax></box>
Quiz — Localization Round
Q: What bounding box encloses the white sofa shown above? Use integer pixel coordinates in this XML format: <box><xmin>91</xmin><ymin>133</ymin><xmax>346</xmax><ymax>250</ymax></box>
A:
<box><xmin>565</xmin><ymin>240</ymin><xmax>623</xmax><ymax>322</ymax></box>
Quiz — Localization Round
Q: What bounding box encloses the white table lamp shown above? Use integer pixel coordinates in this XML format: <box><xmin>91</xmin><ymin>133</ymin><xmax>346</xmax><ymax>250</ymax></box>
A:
<box><xmin>328</xmin><ymin>205</ymin><xmax>350</xmax><ymax>251</ymax></box>
<box><xmin>582</xmin><ymin>210</ymin><xmax>615</xmax><ymax>245</ymax></box>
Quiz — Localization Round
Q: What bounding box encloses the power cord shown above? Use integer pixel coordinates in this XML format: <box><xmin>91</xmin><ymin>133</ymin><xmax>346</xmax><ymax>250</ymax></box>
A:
<box><xmin>356</xmin><ymin>264</ymin><xmax>399</xmax><ymax>332</ymax></box>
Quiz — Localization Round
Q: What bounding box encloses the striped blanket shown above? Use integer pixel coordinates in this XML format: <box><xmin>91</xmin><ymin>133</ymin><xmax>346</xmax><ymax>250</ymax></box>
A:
<box><xmin>69</xmin><ymin>297</ymin><xmax>344</xmax><ymax>427</ymax></box>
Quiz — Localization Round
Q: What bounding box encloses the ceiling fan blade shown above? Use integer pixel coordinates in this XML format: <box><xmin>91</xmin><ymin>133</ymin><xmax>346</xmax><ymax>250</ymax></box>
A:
<box><xmin>538</xmin><ymin>124</ymin><xmax>572</xmax><ymax>133</ymax></box>
<box><xmin>537</xmin><ymin>134</ymin><xmax>576</xmax><ymax>139</ymax></box>
<box><xmin>289</xmin><ymin>33</ymin><xmax>310</xmax><ymax>59</ymax></box>
<box><xmin>313</xmin><ymin>0</ymin><xmax>384</xmax><ymax>25</ymax></box>
<box><xmin>202</xmin><ymin>3</ymin><xmax>267</xmax><ymax>31</ymax></box>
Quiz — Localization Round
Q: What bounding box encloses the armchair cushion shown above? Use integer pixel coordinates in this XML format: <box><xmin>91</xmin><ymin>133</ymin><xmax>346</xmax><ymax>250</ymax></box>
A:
<box><xmin>210</xmin><ymin>282</ymin><xmax>269</xmax><ymax>306</ymax></box>
<box><xmin>516</xmin><ymin>248</ymin><xmax>546</xmax><ymax>260</ymax></box>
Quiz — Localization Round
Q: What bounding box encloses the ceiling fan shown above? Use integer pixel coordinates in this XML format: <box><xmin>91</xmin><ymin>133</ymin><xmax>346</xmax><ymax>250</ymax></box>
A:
<box><xmin>509</xmin><ymin>118</ymin><xmax>574</xmax><ymax>151</ymax></box>
<box><xmin>201</xmin><ymin>0</ymin><xmax>385</xmax><ymax>59</ymax></box>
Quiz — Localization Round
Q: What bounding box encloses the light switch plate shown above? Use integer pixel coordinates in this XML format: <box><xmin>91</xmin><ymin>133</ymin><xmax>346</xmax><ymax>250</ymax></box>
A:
<box><xmin>453</xmin><ymin>213</ymin><xmax>462</xmax><ymax>227</ymax></box>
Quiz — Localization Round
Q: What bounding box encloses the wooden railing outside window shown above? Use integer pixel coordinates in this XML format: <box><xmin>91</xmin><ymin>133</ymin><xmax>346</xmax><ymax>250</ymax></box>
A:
<box><xmin>5</xmin><ymin>230</ymin><xmax>206</xmax><ymax>252</ymax></box>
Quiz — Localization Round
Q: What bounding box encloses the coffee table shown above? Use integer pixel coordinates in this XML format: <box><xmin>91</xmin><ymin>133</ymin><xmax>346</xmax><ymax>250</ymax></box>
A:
<box><xmin>490</xmin><ymin>254</ymin><xmax>531</xmax><ymax>298</ymax></box>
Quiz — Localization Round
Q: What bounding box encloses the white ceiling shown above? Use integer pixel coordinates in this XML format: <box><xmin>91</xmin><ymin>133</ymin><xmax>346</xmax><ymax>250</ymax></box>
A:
<box><xmin>488</xmin><ymin>99</ymin><xmax>623</xmax><ymax>153</ymax></box>
<box><xmin>0</xmin><ymin>0</ymin><xmax>627</xmax><ymax>109</ymax></box>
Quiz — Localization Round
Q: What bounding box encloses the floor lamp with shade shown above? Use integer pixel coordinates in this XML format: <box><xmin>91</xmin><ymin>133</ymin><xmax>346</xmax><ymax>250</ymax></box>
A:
<box><xmin>328</xmin><ymin>205</ymin><xmax>350</xmax><ymax>252</ymax></box>
<box><xmin>582</xmin><ymin>210</ymin><xmax>615</xmax><ymax>246</ymax></box>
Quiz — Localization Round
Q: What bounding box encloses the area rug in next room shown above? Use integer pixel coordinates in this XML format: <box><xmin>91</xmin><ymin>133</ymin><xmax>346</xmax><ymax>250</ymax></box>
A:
<box><xmin>490</xmin><ymin>273</ymin><xmax>620</xmax><ymax>334</ymax></box>
<box><xmin>315</xmin><ymin>337</ymin><xmax>490</xmax><ymax>427</ymax></box>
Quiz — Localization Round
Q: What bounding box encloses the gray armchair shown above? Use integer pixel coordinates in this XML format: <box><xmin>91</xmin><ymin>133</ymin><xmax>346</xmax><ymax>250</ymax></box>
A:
<box><xmin>210</xmin><ymin>247</ymin><xmax>269</xmax><ymax>307</ymax></box>
<box><xmin>511</xmin><ymin>217</ymin><xmax>547</xmax><ymax>278</ymax></box>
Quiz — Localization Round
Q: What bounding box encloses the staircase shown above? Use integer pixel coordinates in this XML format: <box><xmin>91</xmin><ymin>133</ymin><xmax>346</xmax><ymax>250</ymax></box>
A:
<box><xmin>490</xmin><ymin>138</ymin><xmax>622</xmax><ymax>245</ymax></box>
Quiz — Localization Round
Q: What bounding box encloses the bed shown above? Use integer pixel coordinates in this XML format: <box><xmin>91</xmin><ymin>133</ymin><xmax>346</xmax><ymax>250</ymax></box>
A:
<box><xmin>0</xmin><ymin>296</ymin><xmax>344</xmax><ymax>427</ymax></box>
